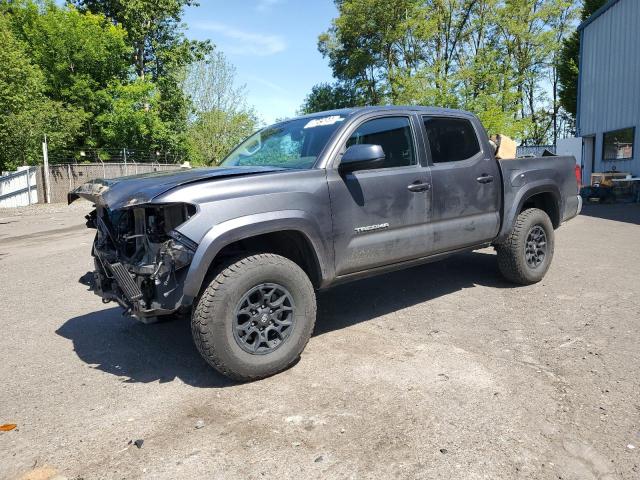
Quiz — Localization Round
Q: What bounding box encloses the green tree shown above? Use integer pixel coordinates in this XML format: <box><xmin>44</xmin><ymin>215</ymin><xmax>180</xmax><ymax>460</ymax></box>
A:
<box><xmin>558</xmin><ymin>0</ymin><xmax>607</xmax><ymax>120</ymax></box>
<box><xmin>8</xmin><ymin>2</ymin><xmax>130</xmax><ymax>102</ymax></box>
<box><xmin>558</xmin><ymin>30</ymin><xmax>579</xmax><ymax>119</ymax></box>
<box><xmin>299</xmin><ymin>81</ymin><xmax>364</xmax><ymax>114</ymax></box>
<box><xmin>74</xmin><ymin>0</ymin><xmax>207</xmax><ymax>79</ymax></box>
<box><xmin>319</xmin><ymin>0</ymin><xmax>430</xmax><ymax>104</ymax></box>
<box><xmin>1</xmin><ymin>0</ymin><xmax>217</xmax><ymax>166</ymax></box>
<box><xmin>94</xmin><ymin>79</ymin><xmax>175</xmax><ymax>156</ymax></box>
<box><xmin>548</xmin><ymin>1</ymin><xmax>578</xmax><ymax>143</ymax></box>
<box><xmin>183</xmin><ymin>50</ymin><xmax>258</xmax><ymax>165</ymax></box>
<box><xmin>0</xmin><ymin>13</ymin><xmax>82</xmax><ymax>171</ymax></box>
<box><xmin>316</xmin><ymin>0</ymin><xmax>581</xmax><ymax>144</ymax></box>
<box><xmin>5</xmin><ymin>0</ymin><xmax>131</xmax><ymax>146</ymax></box>
<box><xmin>186</xmin><ymin>110</ymin><xmax>257</xmax><ymax>165</ymax></box>
<box><xmin>446</xmin><ymin>0</ymin><xmax>527</xmax><ymax>138</ymax></box>
<box><xmin>74</xmin><ymin>0</ymin><xmax>212</xmax><ymax>153</ymax></box>
<box><xmin>497</xmin><ymin>0</ymin><xmax>575</xmax><ymax>144</ymax></box>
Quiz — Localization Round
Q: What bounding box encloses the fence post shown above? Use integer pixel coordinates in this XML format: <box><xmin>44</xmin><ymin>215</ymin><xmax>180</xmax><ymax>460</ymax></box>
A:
<box><xmin>42</xmin><ymin>136</ymin><xmax>51</xmax><ymax>204</ymax></box>
<box><xmin>25</xmin><ymin>168</ymin><xmax>32</xmax><ymax>205</ymax></box>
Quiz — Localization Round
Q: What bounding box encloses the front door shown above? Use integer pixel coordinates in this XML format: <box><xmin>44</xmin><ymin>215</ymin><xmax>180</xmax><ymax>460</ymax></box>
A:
<box><xmin>421</xmin><ymin>115</ymin><xmax>501</xmax><ymax>253</ymax></box>
<box><xmin>327</xmin><ymin>115</ymin><xmax>432</xmax><ymax>276</ymax></box>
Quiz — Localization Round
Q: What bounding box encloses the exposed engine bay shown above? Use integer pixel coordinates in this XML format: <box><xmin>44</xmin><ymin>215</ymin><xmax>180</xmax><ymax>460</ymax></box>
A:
<box><xmin>86</xmin><ymin>203</ymin><xmax>197</xmax><ymax>322</ymax></box>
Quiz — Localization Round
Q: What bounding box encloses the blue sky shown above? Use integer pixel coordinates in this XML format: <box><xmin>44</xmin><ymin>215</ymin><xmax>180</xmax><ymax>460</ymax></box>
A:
<box><xmin>184</xmin><ymin>0</ymin><xmax>338</xmax><ymax>124</ymax></box>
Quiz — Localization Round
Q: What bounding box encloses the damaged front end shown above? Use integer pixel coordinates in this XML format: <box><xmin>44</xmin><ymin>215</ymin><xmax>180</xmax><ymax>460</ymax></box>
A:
<box><xmin>86</xmin><ymin>203</ymin><xmax>198</xmax><ymax>322</ymax></box>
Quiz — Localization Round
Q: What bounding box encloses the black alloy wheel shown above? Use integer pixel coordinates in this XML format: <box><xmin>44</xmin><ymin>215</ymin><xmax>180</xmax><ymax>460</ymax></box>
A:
<box><xmin>233</xmin><ymin>283</ymin><xmax>295</xmax><ymax>354</ymax></box>
<box><xmin>524</xmin><ymin>225</ymin><xmax>547</xmax><ymax>269</ymax></box>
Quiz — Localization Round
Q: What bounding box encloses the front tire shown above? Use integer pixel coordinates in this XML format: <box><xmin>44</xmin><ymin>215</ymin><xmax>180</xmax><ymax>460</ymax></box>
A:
<box><xmin>496</xmin><ymin>208</ymin><xmax>554</xmax><ymax>285</ymax></box>
<box><xmin>191</xmin><ymin>253</ymin><xmax>316</xmax><ymax>382</ymax></box>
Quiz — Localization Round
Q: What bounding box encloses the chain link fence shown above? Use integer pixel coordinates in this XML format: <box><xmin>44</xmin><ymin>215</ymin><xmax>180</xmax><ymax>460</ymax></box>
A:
<box><xmin>36</xmin><ymin>162</ymin><xmax>184</xmax><ymax>204</ymax></box>
<box><xmin>44</xmin><ymin>147</ymin><xmax>186</xmax><ymax>165</ymax></box>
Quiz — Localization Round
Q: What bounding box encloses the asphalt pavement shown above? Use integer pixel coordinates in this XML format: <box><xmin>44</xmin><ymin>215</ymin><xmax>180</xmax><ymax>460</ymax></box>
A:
<box><xmin>1</xmin><ymin>202</ymin><xmax>639</xmax><ymax>480</ymax></box>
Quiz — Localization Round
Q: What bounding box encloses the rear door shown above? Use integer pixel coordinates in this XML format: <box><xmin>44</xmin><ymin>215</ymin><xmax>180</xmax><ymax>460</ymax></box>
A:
<box><xmin>421</xmin><ymin>115</ymin><xmax>501</xmax><ymax>252</ymax></box>
<box><xmin>327</xmin><ymin>114</ymin><xmax>433</xmax><ymax>276</ymax></box>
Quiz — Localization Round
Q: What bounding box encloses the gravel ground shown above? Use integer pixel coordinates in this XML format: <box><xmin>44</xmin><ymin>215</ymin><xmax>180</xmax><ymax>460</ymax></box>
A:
<box><xmin>0</xmin><ymin>203</ymin><xmax>639</xmax><ymax>480</ymax></box>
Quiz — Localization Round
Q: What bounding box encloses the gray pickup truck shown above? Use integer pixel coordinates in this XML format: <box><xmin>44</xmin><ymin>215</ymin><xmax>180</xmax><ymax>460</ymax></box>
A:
<box><xmin>70</xmin><ymin>106</ymin><xmax>581</xmax><ymax>381</ymax></box>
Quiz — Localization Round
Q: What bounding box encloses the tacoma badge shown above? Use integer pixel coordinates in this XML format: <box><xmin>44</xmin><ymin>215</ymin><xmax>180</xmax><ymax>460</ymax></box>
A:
<box><xmin>354</xmin><ymin>223</ymin><xmax>390</xmax><ymax>233</ymax></box>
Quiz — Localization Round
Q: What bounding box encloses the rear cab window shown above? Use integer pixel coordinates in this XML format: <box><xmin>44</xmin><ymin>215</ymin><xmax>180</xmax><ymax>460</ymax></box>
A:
<box><xmin>423</xmin><ymin>116</ymin><xmax>481</xmax><ymax>164</ymax></box>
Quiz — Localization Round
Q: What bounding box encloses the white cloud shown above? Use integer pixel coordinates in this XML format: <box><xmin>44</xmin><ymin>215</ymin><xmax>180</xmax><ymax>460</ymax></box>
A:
<box><xmin>194</xmin><ymin>21</ymin><xmax>286</xmax><ymax>56</ymax></box>
<box><xmin>245</xmin><ymin>75</ymin><xmax>289</xmax><ymax>95</ymax></box>
<box><xmin>256</xmin><ymin>0</ymin><xmax>283</xmax><ymax>12</ymax></box>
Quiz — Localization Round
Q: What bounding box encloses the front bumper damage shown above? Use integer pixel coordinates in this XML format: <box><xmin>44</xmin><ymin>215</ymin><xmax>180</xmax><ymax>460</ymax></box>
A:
<box><xmin>86</xmin><ymin>203</ymin><xmax>198</xmax><ymax>322</ymax></box>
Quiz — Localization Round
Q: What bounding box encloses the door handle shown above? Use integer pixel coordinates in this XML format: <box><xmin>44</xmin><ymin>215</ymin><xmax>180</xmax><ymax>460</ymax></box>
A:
<box><xmin>476</xmin><ymin>174</ymin><xmax>494</xmax><ymax>184</ymax></box>
<box><xmin>407</xmin><ymin>181</ymin><xmax>431</xmax><ymax>192</ymax></box>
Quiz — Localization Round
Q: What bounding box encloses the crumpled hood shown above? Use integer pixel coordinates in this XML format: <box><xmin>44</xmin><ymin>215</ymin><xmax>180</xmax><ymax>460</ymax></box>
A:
<box><xmin>68</xmin><ymin>166</ymin><xmax>287</xmax><ymax>209</ymax></box>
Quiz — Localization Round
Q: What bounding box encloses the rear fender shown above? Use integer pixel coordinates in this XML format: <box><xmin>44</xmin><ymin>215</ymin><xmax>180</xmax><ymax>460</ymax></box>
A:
<box><xmin>181</xmin><ymin>210</ymin><xmax>333</xmax><ymax>299</ymax></box>
<box><xmin>496</xmin><ymin>182</ymin><xmax>561</xmax><ymax>243</ymax></box>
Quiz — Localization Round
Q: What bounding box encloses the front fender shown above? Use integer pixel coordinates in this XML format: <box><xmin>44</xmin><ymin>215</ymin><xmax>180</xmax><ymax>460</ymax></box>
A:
<box><xmin>181</xmin><ymin>210</ymin><xmax>333</xmax><ymax>298</ymax></box>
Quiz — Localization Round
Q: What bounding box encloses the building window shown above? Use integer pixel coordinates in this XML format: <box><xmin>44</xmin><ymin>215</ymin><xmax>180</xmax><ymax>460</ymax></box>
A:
<box><xmin>603</xmin><ymin>127</ymin><xmax>634</xmax><ymax>161</ymax></box>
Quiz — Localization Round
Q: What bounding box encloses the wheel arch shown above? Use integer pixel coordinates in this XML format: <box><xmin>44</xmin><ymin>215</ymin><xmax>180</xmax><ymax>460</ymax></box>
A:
<box><xmin>182</xmin><ymin>211</ymin><xmax>332</xmax><ymax>299</ymax></box>
<box><xmin>497</xmin><ymin>183</ymin><xmax>562</xmax><ymax>244</ymax></box>
<box><xmin>519</xmin><ymin>190</ymin><xmax>561</xmax><ymax>228</ymax></box>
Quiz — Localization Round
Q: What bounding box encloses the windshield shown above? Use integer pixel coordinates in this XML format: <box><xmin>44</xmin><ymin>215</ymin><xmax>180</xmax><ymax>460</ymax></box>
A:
<box><xmin>221</xmin><ymin>114</ymin><xmax>347</xmax><ymax>169</ymax></box>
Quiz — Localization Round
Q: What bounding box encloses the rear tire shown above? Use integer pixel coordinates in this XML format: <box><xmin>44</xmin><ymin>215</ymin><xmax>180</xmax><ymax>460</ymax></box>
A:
<box><xmin>496</xmin><ymin>208</ymin><xmax>554</xmax><ymax>285</ymax></box>
<box><xmin>191</xmin><ymin>253</ymin><xmax>316</xmax><ymax>382</ymax></box>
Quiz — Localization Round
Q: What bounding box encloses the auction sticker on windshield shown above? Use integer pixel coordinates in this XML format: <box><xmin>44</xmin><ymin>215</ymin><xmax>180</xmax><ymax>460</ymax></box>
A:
<box><xmin>304</xmin><ymin>116</ymin><xmax>345</xmax><ymax>129</ymax></box>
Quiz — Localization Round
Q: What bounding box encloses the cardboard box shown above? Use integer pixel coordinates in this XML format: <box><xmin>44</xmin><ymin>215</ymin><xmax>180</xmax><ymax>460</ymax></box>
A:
<box><xmin>490</xmin><ymin>134</ymin><xmax>517</xmax><ymax>159</ymax></box>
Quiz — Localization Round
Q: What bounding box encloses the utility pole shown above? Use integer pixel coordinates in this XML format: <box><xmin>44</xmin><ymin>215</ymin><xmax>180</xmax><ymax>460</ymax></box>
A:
<box><xmin>42</xmin><ymin>135</ymin><xmax>51</xmax><ymax>204</ymax></box>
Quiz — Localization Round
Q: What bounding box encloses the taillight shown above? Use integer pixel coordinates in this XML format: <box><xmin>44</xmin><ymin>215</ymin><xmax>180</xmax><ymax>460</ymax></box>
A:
<box><xmin>574</xmin><ymin>165</ymin><xmax>582</xmax><ymax>190</ymax></box>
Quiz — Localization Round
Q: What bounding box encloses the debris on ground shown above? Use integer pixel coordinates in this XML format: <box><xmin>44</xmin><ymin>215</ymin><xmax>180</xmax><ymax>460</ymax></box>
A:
<box><xmin>1</xmin><ymin>423</ymin><xmax>17</xmax><ymax>431</ymax></box>
<box><xmin>195</xmin><ymin>420</ymin><xmax>205</xmax><ymax>429</ymax></box>
<box><xmin>134</xmin><ymin>439</ymin><xmax>144</xmax><ymax>449</ymax></box>
<box><xmin>285</xmin><ymin>415</ymin><xmax>304</xmax><ymax>424</ymax></box>
<box><xmin>314</xmin><ymin>455</ymin><xmax>324</xmax><ymax>463</ymax></box>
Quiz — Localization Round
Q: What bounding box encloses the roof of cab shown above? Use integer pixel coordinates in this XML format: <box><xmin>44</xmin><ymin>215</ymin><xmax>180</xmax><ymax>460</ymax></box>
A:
<box><xmin>290</xmin><ymin>105</ymin><xmax>476</xmax><ymax>121</ymax></box>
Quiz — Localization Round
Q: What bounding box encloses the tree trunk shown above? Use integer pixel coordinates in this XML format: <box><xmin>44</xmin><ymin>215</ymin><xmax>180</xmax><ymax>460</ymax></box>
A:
<box><xmin>136</xmin><ymin>40</ymin><xmax>145</xmax><ymax>79</ymax></box>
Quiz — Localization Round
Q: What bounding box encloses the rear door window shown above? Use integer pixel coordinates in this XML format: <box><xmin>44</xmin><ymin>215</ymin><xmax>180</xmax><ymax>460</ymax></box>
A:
<box><xmin>423</xmin><ymin>116</ymin><xmax>481</xmax><ymax>163</ymax></box>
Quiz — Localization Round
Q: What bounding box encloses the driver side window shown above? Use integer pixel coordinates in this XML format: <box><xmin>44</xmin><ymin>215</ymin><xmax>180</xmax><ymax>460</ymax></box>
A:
<box><xmin>346</xmin><ymin>117</ymin><xmax>416</xmax><ymax>168</ymax></box>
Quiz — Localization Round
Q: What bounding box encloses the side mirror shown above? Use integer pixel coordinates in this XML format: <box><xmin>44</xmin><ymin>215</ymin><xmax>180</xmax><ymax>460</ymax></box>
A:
<box><xmin>339</xmin><ymin>144</ymin><xmax>386</xmax><ymax>173</ymax></box>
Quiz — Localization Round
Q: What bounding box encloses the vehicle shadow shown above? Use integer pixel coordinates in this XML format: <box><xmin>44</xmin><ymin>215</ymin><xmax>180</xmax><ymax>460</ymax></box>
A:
<box><xmin>57</xmin><ymin>250</ymin><xmax>512</xmax><ymax>387</ymax></box>
<box><xmin>580</xmin><ymin>203</ymin><xmax>640</xmax><ymax>226</ymax></box>
<box><xmin>56</xmin><ymin>307</ymin><xmax>234</xmax><ymax>388</ymax></box>
<box><xmin>315</xmin><ymin>249</ymin><xmax>513</xmax><ymax>335</ymax></box>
